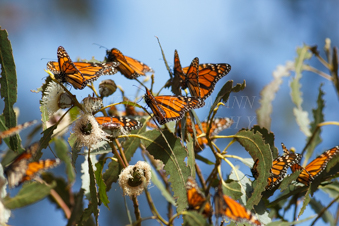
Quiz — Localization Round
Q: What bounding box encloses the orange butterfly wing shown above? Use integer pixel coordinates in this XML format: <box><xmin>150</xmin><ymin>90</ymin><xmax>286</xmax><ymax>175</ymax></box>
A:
<box><xmin>214</xmin><ymin>183</ymin><xmax>261</xmax><ymax>225</ymax></box>
<box><xmin>106</xmin><ymin>48</ymin><xmax>153</xmax><ymax>79</ymax></box>
<box><xmin>291</xmin><ymin>146</ymin><xmax>339</xmax><ymax>186</ymax></box>
<box><xmin>183</xmin><ymin>63</ymin><xmax>231</xmax><ymax>100</ymax></box>
<box><xmin>178</xmin><ymin>116</ymin><xmax>233</xmax><ymax>152</ymax></box>
<box><xmin>20</xmin><ymin>159</ymin><xmax>60</xmax><ymax>184</ymax></box>
<box><xmin>144</xmin><ymin>88</ymin><xmax>204</xmax><ymax>125</ymax></box>
<box><xmin>95</xmin><ymin>116</ymin><xmax>142</xmax><ymax>132</ymax></box>
<box><xmin>5</xmin><ymin>143</ymin><xmax>39</xmax><ymax>188</ymax></box>
<box><xmin>186</xmin><ymin>177</ymin><xmax>212</xmax><ymax>217</ymax></box>
<box><xmin>47</xmin><ymin>46</ymin><xmax>118</xmax><ymax>89</ymax></box>
<box><xmin>252</xmin><ymin>152</ymin><xmax>301</xmax><ymax>190</ymax></box>
<box><xmin>0</xmin><ymin>120</ymin><xmax>36</xmax><ymax>140</ymax></box>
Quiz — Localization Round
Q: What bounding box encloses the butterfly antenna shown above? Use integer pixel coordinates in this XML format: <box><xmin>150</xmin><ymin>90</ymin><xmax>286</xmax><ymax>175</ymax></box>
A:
<box><xmin>92</xmin><ymin>43</ymin><xmax>108</xmax><ymax>50</ymax></box>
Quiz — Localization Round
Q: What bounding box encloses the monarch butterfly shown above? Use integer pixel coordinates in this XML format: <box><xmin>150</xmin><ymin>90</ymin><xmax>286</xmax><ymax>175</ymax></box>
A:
<box><xmin>0</xmin><ymin>120</ymin><xmax>37</xmax><ymax>144</ymax></box>
<box><xmin>291</xmin><ymin>146</ymin><xmax>339</xmax><ymax>186</ymax></box>
<box><xmin>4</xmin><ymin>143</ymin><xmax>60</xmax><ymax>188</ymax></box>
<box><xmin>186</xmin><ymin>177</ymin><xmax>212</xmax><ymax>217</ymax></box>
<box><xmin>173</xmin><ymin>50</ymin><xmax>231</xmax><ymax>100</ymax></box>
<box><xmin>95</xmin><ymin>116</ymin><xmax>143</xmax><ymax>137</ymax></box>
<box><xmin>251</xmin><ymin>148</ymin><xmax>302</xmax><ymax>190</ymax></box>
<box><xmin>144</xmin><ymin>87</ymin><xmax>205</xmax><ymax>125</ymax></box>
<box><xmin>214</xmin><ymin>182</ymin><xmax>261</xmax><ymax>225</ymax></box>
<box><xmin>106</xmin><ymin>48</ymin><xmax>154</xmax><ymax>79</ymax></box>
<box><xmin>47</xmin><ymin>46</ymin><xmax>119</xmax><ymax>89</ymax></box>
<box><xmin>177</xmin><ymin>115</ymin><xmax>233</xmax><ymax>152</ymax></box>
<box><xmin>19</xmin><ymin>159</ymin><xmax>60</xmax><ymax>185</ymax></box>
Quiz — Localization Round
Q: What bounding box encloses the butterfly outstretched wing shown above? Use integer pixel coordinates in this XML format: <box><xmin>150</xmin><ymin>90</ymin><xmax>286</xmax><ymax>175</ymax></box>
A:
<box><xmin>183</xmin><ymin>63</ymin><xmax>231</xmax><ymax>100</ymax></box>
<box><xmin>106</xmin><ymin>48</ymin><xmax>152</xmax><ymax>79</ymax></box>
<box><xmin>47</xmin><ymin>46</ymin><xmax>118</xmax><ymax>89</ymax></box>
<box><xmin>95</xmin><ymin>116</ymin><xmax>142</xmax><ymax>131</ymax></box>
<box><xmin>252</xmin><ymin>151</ymin><xmax>301</xmax><ymax>190</ymax></box>
<box><xmin>291</xmin><ymin>146</ymin><xmax>339</xmax><ymax>186</ymax></box>
<box><xmin>144</xmin><ymin>88</ymin><xmax>204</xmax><ymax>125</ymax></box>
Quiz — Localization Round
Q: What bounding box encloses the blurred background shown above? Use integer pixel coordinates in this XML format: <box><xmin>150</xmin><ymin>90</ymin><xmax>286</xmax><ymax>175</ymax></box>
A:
<box><xmin>1</xmin><ymin>0</ymin><xmax>339</xmax><ymax>225</ymax></box>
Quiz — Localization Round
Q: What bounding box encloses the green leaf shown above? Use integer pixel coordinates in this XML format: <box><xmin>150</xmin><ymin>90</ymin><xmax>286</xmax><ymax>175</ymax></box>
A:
<box><xmin>208</xmin><ymin>80</ymin><xmax>246</xmax><ymax>120</ymax></box>
<box><xmin>41</xmin><ymin>172</ymin><xmax>71</xmax><ymax>213</ymax></box>
<box><xmin>186</xmin><ymin>135</ymin><xmax>195</xmax><ymax>177</ymax></box>
<box><xmin>293</xmin><ymin>107</ymin><xmax>311</xmax><ymax>137</ymax></box>
<box><xmin>35</xmin><ymin>124</ymin><xmax>58</xmax><ymax>161</ymax></box>
<box><xmin>290</xmin><ymin>45</ymin><xmax>312</xmax><ymax>137</ymax></box>
<box><xmin>331</xmin><ymin>47</ymin><xmax>339</xmax><ymax>99</ymax></box>
<box><xmin>87</xmin><ymin>154</ymin><xmax>99</xmax><ymax>225</ymax></box>
<box><xmin>80</xmin><ymin>202</ymin><xmax>96</xmax><ymax>226</ymax></box>
<box><xmin>299</xmin><ymin>187</ymin><xmax>311</xmax><ymax>218</ymax></box>
<box><xmin>278</xmin><ymin>170</ymin><xmax>301</xmax><ymax>192</ymax></box>
<box><xmin>156</xmin><ymin>36</ymin><xmax>173</xmax><ymax>79</ymax></box>
<box><xmin>251</xmin><ymin>125</ymin><xmax>279</xmax><ymax>159</ymax></box>
<box><xmin>235</xmin><ymin>129</ymin><xmax>273</xmax><ymax>209</ymax></box>
<box><xmin>183</xmin><ymin>211</ymin><xmax>211</xmax><ymax>226</ymax></box>
<box><xmin>266</xmin><ymin>215</ymin><xmax>315</xmax><ymax>226</ymax></box>
<box><xmin>67</xmin><ymin>189</ymin><xmax>95</xmax><ymax>226</ymax></box>
<box><xmin>309</xmin><ymin>198</ymin><xmax>335</xmax><ymax>225</ymax></box>
<box><xmin>319</xmin><ymin>182</ymin><xmax>339</xmax><ymax>198</ymax></box>
<box><xmin>0</xmin><ymin>28</ymin><xmax>20</xmax><ymax>151</ymax></box>
<box><xmin>69</xmin><ymin>133</ymin><xmax>81</xmax><ymax>167</ymax></box>
<box><xmin>256</xmin><ymin>62</ymin><xmax>293</xmax><ymax>129</ymax></box>
<box><xmin>149</xmin><ymin>160</ymin><xmax>176</xmax><ymax>206</ymax></box>
<box><xmin>3</xmin><ymin>181</ymin><xmax>56</xmax><ymax>209</ymax></box>
<box><xmin>103</xmin><ymin>119</ymin><xmax>146</xmax><ymax>191</ymax></box>
<box><xmin>95</xmin><ymin>160</ymin><xmax>110</xmax><ymax>209</ymax></box>
<box><xmin>141</xmin><ymin>130</ymin><xmax>190</xmax><ymax>213</ymax></box>
<box><xmin>54</xmin><ymin>138</ymin><xmax>76</xmax><ymax>184</ymax></box>
<box><xmin>81</xmin><ymin>154</ymin><xmax>97</xmax><ymax>199</ymax></box>
<box><xmin>305</xmin><ymin>83</ymin><xmax>325</xmax><ymax>163</ymax></box>
<box><xmin>195</xmin><ymin>154</ymin><xmax>214</xmax><ymax>165</ymax></box>
<box><xmin>226</xmin><ymin>172</ymin><xmax>243</xmax><ymax>201</ymax></box>
<box><xmin>0</xmin><ymin>115</ymin><xmax>24</xmax><ymax>155</ymax></box>
<box><xmin>39</xmin><ymin>77</ymin><xmax>54</xmax><ymax>128</ymax></box>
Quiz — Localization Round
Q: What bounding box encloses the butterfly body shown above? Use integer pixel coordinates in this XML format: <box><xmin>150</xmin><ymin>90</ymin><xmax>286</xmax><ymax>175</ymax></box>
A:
<box><xmin>144</xmin><ymin>88</ymin><xmax>205</xmax><ymax>125</ymax></box>
<box><xmin>47</xmin><ymin>46</ymin><xmax>118</xmax><ymax>89</ymax></box>
<box><xmin>106</xmin><ymin>48</ymin><xmax>154</xmax><ymax>79</ymax></box>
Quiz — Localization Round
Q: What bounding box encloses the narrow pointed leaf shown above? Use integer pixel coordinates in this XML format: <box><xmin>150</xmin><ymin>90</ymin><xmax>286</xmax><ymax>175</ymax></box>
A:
<box><xmin>0</xmin><ymin>28</ymin><xmax>20</xmax><ymax>151</ymax></box>
<box><xmin>55</xmin><ymin>138</ymin><xmax>76</xmax><ymax>184</ymax></box>
<box><xmin>257</xmin><ymin>62</ymin><xmax>293</xmax><ymax>129</ymax></box>
<box><xmin>3</xmin><ymin>181</ymin><xmax>56</xmax><ymax>209</ymax></box>
<box><xmin>235</xmin><ymin>129</ymin><xmax>273</xmax><ymax>209</ymax></box>
<box><xmin>95</xmin><ymin>160</ymin><xmax>109</xmax><ymax>209</ymax></box>
<box><xmin>141</xmin><ymin>130</ymin><xmax>190</xmax><ymax>212</ymax></box>
<box><xmin>305</xmin><ymin>83</ymin><xmax>324</xmax><ymax>162</ymax></box>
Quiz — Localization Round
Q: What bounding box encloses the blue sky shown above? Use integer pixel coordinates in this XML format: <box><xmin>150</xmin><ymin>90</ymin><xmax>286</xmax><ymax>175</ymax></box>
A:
<box><xmin>1</xmin><ymin>1</ymin><xmax>339</xmax><ymax>225</ymax></box>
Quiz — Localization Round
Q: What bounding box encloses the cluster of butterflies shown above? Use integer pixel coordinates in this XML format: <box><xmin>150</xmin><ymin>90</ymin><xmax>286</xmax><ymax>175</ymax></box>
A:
<box><xmin>46</xmin><ymin>46</ymin><xmax>231</xmax><ymax>128</ymax></box>
<box><xmin>251</xmin><ymin>143</ymin><xmax>339</xmax><ymax>190</ymax></box>
<box><xmin>186</xmin><ymin>177</ymin><xmax>262</xmax><ymax>225</ymax></box>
